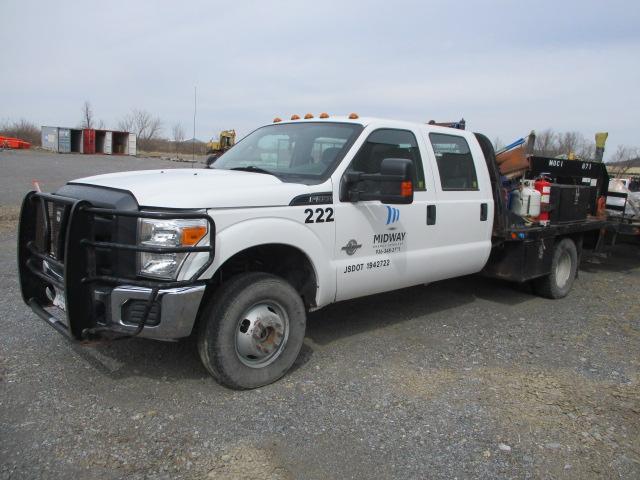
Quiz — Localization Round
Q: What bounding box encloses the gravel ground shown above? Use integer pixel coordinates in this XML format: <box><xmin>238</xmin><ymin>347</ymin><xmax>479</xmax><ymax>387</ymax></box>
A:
<box><xmin>1</xmin><ymin>152</ymin><xmax>639</xmax><ymax>479</ymax></box>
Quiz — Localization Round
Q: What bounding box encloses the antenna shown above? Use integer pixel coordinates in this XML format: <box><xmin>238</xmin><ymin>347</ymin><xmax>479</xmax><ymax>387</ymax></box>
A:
<box><xmin>192</xmin><ymin>86</ymin><xmax>197</xmax><ymax>165</ymax></box>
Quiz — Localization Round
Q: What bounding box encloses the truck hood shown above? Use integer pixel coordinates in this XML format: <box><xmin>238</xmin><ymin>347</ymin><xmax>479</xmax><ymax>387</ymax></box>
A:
<box><xmin>70</xmin><ymin>168</ymin><xmax>323</xmax><ymax>208</ymax></box>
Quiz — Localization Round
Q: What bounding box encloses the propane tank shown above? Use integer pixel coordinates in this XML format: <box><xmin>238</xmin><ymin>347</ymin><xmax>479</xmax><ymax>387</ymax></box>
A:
<box><xmin>534</xmin><ymin>176</ymin><xmax>552</xmax><ymax>225</ymax></box>
<box><xmin>510</xmin><ymin>179</ymin><xmax>541</xmax><ymax>217</ymax></box>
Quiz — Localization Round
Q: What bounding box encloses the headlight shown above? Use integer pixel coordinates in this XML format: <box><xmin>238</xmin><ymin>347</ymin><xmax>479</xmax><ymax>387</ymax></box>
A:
<box><xmin>137</xmin><ymin>218</ymin><xmax>208</xmax><ymax>279</ymax></box>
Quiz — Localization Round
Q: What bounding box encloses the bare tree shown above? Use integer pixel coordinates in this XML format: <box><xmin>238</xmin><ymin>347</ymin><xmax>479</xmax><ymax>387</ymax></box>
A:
<box><xmin>533</xmin><ymin>129</ymin><xmax>557</xmax><ymax>157</ymax></box>
<box><xmin>96</xmin><ymin>119</ymin><xmax>106</xmax><ymax>129</ymax></box>
<box><xmin>119</xmin><ymin>109</ymin><xmax>162</xmax><ymax>139</ymax></box>
<box><xmin>556</xmin><ymin>131</ymin><xmax>582</xmax><ymax>158</ymax></box>
<box><xmin>610</xmin><ymin>145</ymin><xmax>637</xmax><ymax>164</ymax></box>
<box><xmin>80</xmin><ymin>101</ymin><xmax>94</xmax><ymax>129</ymax></box>
<box><xmin>118</xmin><ymin>108</ymin><xmax>163</xmax><ymax>146</ymax></box>
<box><xmin>608</xmin><ymin>145</ymin><xmax>640</xmax><ymax>177</ymax></box>
<box><xmin>118</xmin><ymin>113</ymin><xmax>135</xmax><ymax>133</ymax></box>
<box><xmin>0</xmin><ymin>118</ymin><xmax>41</xmax><ymax>145</ymax></box>
<box><xmin>172</xmin><ymin>123</ymin><xmax>185</xmax><ymax>144</ymax></box>
<box><xmin>532</xmin><ymin>129</ymin><xmax>595</xmax><ymax>160</ymax></box>
<box><xmin>576</xmin><ymin>140</ymin><xmax>596</xmax><ymax>161</ymax></box>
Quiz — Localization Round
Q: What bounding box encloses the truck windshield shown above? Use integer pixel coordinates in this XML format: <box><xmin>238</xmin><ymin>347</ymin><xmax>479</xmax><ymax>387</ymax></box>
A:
<box><xmin>213</xmin><ymin>122</ymin><xmax>363</xmax><ymax>182</ymax></box>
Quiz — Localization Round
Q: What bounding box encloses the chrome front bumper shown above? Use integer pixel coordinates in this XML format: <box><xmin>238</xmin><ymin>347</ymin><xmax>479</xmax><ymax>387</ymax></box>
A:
<box><xmin>108</xmin><ymin>285</ymin><xmax>206</xmax><ymax>340</ymax></box>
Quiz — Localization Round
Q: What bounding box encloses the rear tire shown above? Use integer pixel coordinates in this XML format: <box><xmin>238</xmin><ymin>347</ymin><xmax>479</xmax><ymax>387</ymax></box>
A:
<box><xmin>197</xmin><ymin>272</ymin><xmax>306</xmax><ymax>389</ymax></box>
<box><xmin>532</xmin><ymin>238</ymin><xmax>578</xmax><ymax>299</ymax></box>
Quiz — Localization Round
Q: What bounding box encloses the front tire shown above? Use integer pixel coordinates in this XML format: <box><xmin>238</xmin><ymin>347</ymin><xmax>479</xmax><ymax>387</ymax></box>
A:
<box><xmin>532</xmin><ymin>238</ymin><xmax>578</xmax><ymax>299</ymax></box>
<box><xmin>197</xmin><ymin>272</ymin><xmax>306</xmax><ymax>389</ymax></box>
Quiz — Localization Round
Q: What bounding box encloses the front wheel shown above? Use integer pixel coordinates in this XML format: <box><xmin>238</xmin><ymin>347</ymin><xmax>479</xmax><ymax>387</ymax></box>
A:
<box><xmin>197</xmin><ymin>272</ymin><xmax>306</xmax><ymax>389</ymax></box>
<box><xmin>532</xmin><ymin>238</ymin><xmax>578</xmax><ymax>299</ymax></box>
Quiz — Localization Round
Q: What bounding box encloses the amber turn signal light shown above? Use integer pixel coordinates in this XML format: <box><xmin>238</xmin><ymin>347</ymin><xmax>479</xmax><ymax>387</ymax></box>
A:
<box><xmin>400</xmin><ymin>181</ymin><xmax>413</xmax><ymax>197</ymax></box>
<box><xmin>181</xmin><ymin>226</ymin><xmax>207</xmax><ymax>246</ymax></box>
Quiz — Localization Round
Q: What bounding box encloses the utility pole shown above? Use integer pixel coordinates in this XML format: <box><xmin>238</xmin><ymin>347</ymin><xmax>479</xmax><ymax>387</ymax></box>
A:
<box><xmin>192</xmin><ymin>86</ymin><xmax>197</xmax><ymax>164</ymax></box>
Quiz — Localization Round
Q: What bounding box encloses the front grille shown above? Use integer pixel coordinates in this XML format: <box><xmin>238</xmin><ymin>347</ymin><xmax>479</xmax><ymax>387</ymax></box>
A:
<box><xmin>93</xmin><ymin>212</ymin><xmax>116</xmax><ymax>276</ymax></box>
<box><xmin>19</xmin><ymin>189</ymin><xmax>215</xmax><ymax>340</ymax></box>
<box><xmin>47</xmin><ymin>202</ymin><xmax>66</xmax><ymax>259</ymax></box>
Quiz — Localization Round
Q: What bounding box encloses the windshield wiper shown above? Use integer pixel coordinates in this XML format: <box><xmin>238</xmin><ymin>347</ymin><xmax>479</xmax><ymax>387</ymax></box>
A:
<box><xmin>229</xmin><ymin>166</ymin><xmax>276</xmax><ymax>176</ymax></box>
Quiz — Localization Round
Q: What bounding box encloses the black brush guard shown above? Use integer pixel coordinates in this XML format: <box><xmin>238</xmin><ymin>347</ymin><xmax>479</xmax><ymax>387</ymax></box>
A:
<box><xmin>18</xmin><ymin>191</ymin><xmax>215</xmax><ymax>341</ymax></box>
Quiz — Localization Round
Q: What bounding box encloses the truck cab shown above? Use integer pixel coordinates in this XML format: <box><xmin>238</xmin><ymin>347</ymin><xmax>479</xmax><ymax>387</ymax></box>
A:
<box><xmin>20</xmin><ymin>115</ymin><xmax>593</xmax><ymax>389</ymax></box>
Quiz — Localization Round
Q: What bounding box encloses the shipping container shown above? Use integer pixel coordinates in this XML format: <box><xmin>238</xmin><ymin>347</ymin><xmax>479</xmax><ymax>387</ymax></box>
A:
<box><xmin>104</xmin><ymin>131</ymin><xmax>112</xmax><ymax>154</ymax></box>
<box><xmin>83</xmin><ymin>129</ymin><xmax>96</xmax><ymax>154</ymax></box>
<box><xmin>58</xmin><ymin>128</ymin><xmax>71</xmax><ymax>153</ymax></box>
<box><xmin>128</xmin><ymin>133</ymin><xmax>137</xmax><ymax>156</ymax></box>
<box><xmin>70</xmin><ymin>129</ymin><xmax>83</xmax><ymax>153</ymax></box>
<box><xmin>112</xmin><ymin>131</ymin><xmax>129</xmax><ymax>154</ymax></box>
<box><xmin>41</xmin><ymin>126</ymin><xmax>59</xmax><ymax>152</ymax></box>
<box><xmin>95</xmin><ymin>130</ymin><xmax>109</xmax><ymax>154</ymax></box>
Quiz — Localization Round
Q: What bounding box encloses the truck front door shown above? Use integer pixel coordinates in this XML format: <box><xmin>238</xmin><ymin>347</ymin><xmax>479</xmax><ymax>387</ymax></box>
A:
<box><xmin>333</xmin><ymin>127</ymin><xmax>440</xmax><ymax>301</ymax></box>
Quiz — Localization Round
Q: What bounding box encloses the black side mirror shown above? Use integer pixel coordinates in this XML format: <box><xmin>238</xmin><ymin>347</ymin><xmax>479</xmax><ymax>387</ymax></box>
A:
<box><xmin>343</xmin><ymin>158</ymin><xmax>415</xmax><ymax>204</ymax></box>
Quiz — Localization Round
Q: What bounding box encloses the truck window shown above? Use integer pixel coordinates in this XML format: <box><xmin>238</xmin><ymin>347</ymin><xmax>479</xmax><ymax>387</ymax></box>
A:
<box><xmin>429</xmin><ymin>133</ymin><xmax>478</xmax><ymax>191</ymax></box>
<box><xmin>348</xmin><ymin>129</ymin><xmax>426</xmax><ymax>190</ymax></box>
<box><xmin>311</xmin><ymin>137</ymin><xmax>349</xmax><ymax>165</ymax></box>
<box><xmin>214</xmin><ymin>122</ymin><xmax>363</xmax><ymax>183</ymax></box>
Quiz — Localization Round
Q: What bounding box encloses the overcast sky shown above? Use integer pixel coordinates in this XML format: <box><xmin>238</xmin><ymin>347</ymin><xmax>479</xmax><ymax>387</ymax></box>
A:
<box><xmin>2</xmin><ymin>0</ymin><xmax>639</xmax><ymax>158</ymax></box>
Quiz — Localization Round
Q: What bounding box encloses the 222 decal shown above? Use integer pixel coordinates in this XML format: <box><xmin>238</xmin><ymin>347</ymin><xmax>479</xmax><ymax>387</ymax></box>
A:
<box><xmin>304</xmin><ymin>207</ymin><xmax>334</xmax><ymax>224</ymax></box>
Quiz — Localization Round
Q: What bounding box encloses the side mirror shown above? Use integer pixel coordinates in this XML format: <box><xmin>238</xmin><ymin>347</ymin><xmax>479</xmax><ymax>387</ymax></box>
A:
<box><xmin>343</xmin><ymin>158</ymin><xmax>414</xmax><ymax>204</ymax></box>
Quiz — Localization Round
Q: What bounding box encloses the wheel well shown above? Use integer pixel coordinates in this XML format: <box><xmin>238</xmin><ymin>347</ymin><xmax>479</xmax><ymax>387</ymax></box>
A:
<box><xmin>559</xmin><ymin>233</ymin><xmax>584</xmax><ymax>254</ymax></box>
<box><xmin>202</xmin><ymin>244</ymin><xmax>318</xmax><ymax>310</ymax></box>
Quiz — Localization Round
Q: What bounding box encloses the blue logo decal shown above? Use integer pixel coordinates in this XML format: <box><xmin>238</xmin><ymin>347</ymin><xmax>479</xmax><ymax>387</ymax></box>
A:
<box><xmin>385</xmin><ymin>206</ymin><xmax>400</xmax><ymax>225</ymax></box>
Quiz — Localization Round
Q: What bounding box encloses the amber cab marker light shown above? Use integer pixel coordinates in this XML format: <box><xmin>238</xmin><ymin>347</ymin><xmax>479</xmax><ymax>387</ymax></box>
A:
<box><xmin>273</xmin><ymin>117</ymin><xmax>282</xmax><ymax>123</ymax></box>
<box><xmin>319</xmin><ymin>112</ymin><xmax>329</xmax><ymax>118</ymax></box>
<box><xmin>304</xmin><ymin>113</ymin><xmax>314</xmax><ymax>119</ymax></box>
<box><xmin>400</xmin><ymin>181</ymin><xmax>413</xmax><ymax>197</ymax></box>
<box><xmin>348</xmin><ymin>112</ymin><xmax>359</xmax><ymax>119</ymax></box>
<box><xmin>291</xmin><ymin>114</ymin><xmax>301</xmax><ymax>120</ymax></box>
<box><xmin>181</xmin><ymin>226</ymin><xmax>207</xmax><ymax>246</ymax></box>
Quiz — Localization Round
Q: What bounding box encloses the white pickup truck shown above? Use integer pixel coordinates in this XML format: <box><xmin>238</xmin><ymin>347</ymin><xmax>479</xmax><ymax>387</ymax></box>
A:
<box><xmin>18</xmin><ymin>115</ymin><xmax>614</xmax><ymax>388</ymax></box>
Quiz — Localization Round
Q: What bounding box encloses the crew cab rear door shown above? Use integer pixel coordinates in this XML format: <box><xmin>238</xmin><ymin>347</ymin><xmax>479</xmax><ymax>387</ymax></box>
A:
<box><xmin>421</xmin><ymin>130</ymin><xmax>493</xmax><ymax>272</ymax></box>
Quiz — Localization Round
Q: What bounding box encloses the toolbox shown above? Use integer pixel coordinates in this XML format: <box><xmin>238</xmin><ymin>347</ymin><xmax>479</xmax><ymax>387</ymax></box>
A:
<box><xmin>549</xmin><ymin>184</ymin><xmax>591</xmax><ymax>223</ymax></box>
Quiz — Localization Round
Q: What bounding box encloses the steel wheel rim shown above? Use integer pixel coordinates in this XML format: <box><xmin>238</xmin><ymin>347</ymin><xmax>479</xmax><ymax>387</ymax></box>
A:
<box><xmin>235</xmin><ymin>301</ymin><xmax>289</xmax><ymax>368</ymax></box>
<box><xmin>556</xmin><ymin>249</ymin><xmax>572</xmax><ymax>288</ymax></box>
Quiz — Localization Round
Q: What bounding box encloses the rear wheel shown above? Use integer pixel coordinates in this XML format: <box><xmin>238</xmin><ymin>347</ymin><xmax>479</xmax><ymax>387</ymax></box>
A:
<box><xmin>197</xmin><ymin>272</ymin><xmax>306</xmax><ymax>389</ymax></box>
<box><xmin>532</xmin><ymin>238</ymin><xmax>578</xmax><ymax>299</ymax></box>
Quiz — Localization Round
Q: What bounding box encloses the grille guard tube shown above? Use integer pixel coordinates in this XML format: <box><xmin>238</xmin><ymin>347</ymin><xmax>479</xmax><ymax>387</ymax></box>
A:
<box><xmin>18</xmin><ymin>191</ymin><xmax>216</xmax><ymax>341</ymax></box>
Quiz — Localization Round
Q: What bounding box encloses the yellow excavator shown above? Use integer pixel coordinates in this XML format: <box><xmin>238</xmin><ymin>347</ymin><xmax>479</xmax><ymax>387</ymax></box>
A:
<box><xmin>206</xmin><ymin>129</ymin><xmax>236</xmax><ymax>166</ymax></box>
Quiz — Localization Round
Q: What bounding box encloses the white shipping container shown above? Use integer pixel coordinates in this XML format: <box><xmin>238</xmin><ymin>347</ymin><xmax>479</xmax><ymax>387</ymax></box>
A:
<box><xmin>128</xmin><ymin>133</ymin><xmax>137</xmax><ymax>156</ymax></box>
<box><xmin>104</xmin><ymin>131</ymin><xmax>112</xmax><ymax>155</ymax></box>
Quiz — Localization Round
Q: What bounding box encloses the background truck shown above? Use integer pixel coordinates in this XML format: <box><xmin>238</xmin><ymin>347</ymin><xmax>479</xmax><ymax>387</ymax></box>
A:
<box><xmin>18</xmin><ymin>115</ymin><xmax>616</xmax><ymax>389</ymax></box>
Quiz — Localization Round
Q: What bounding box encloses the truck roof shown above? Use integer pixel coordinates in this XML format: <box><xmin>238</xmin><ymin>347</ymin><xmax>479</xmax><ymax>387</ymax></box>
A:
<box><xmin>271</xmin><ymin>116</ymin><xmax>474</xmax><ymax>137</ymax></box>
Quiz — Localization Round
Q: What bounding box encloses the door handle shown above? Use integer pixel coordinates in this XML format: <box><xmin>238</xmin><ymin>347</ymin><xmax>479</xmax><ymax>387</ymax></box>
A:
<box><xmin>427</xmin><ymin>205</ymin><xmax>436</xmax><ymax>225</ymax></box>
<box><xmin>480</xmin><ymin>203</ymin><xmax>488</xmax><ymax>221</ymax></box>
